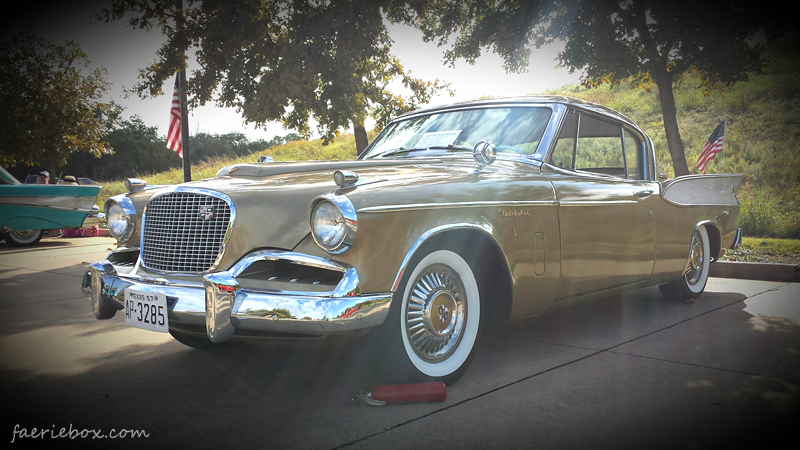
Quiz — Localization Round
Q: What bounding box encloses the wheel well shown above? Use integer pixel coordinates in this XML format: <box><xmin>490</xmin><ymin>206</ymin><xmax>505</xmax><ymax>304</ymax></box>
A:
<box><xmin>410</xmin><ymin>228</ymin><xmax>514</xmax><ymax>325</ymax></box>
<box><xmin>701</xmin><ymin>223</ymin><xmax>722</xmax><ymax>262</ymax></box>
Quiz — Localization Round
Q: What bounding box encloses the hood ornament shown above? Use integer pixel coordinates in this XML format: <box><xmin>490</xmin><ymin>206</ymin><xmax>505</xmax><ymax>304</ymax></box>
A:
<box><xmin>473</xmin><ymin>141</ymin><xmax>496</xmax><ymax>173</ymax></box>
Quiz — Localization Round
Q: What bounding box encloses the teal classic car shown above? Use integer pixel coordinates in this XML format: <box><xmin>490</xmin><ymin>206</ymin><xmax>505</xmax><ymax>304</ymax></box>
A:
<box><xmin>0</xmin><ymin>166</ymin><xmax>104</xmax><ymax>246</ymax></box>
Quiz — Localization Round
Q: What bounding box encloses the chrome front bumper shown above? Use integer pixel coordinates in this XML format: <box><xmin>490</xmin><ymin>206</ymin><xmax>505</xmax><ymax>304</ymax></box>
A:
<box><xmin>83</xmin><ymin>249</ymin><xmax>392</xmax><ymax>342</ymax></box>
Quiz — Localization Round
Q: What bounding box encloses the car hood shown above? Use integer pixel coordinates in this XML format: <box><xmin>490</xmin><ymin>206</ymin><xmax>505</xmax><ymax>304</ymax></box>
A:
<box><xmin>158</xmin><ymin>157</ymin><xmax>541</xmax><ymax>269</ymax></box>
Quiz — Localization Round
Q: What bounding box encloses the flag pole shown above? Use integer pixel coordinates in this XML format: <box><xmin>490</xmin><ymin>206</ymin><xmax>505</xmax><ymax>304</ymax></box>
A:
<box><xmin>179</xmin><ymin>70</ymin><xmax>191</xmax><ymax>182</ymax></box>
<box><xmin>177</xmin><ymin>0</ymin><xmax>191</xmax><ymax>183</ymax></box>
<box><xmin>717</xmin><ymin>119</ymin><xmax>726</xmax><ymax>174</ymax></box>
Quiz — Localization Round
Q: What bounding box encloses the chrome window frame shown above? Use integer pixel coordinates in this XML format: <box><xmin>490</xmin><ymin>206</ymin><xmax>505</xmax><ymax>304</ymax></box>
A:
<box><xmin>542</xmin><ymin>105</ymin><xmax>655</xmax><ymax>182</ymax></box>
<box><xmin>360</xmin><ymin>103</ymin><xmax>559</xmax><ymax>162</ymax></box>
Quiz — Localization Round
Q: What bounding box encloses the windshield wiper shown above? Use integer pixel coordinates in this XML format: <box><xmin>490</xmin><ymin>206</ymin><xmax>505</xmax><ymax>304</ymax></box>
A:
<box><xmin>370</xmin><ymin>144</ymin><xmax>473</xmax><ymax>159</ymax></box>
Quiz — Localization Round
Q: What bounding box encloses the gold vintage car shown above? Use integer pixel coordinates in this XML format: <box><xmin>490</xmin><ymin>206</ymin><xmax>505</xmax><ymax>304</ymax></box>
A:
<box><xmin>83</xmin><ymin>96</ymin><xmax>742</xmax><ymax>384</ymax></box>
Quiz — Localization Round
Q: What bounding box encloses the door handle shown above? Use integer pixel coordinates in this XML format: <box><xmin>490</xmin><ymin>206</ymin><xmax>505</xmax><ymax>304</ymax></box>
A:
<box><xmin>634</xmin><ymin>190</ymin><xmax>654</xmax><ymax>199</ymax></box>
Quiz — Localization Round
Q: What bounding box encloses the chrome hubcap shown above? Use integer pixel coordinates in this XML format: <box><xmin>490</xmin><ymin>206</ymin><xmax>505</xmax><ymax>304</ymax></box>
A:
<box><xmin>687</xmin><ymin>233</ymin><xmax>705</xmax><ymax>285</ymax></box>
<box><xmin>404</xmin><ymin>264</ymin><xmax>466</xmax><ymax>362</ymax></box>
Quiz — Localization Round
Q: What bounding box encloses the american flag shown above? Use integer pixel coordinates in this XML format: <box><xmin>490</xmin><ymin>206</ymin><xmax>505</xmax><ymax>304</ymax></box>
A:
<box><xmin>167</xmin><ymin>75</ymin><xmax>182</xmax><ymax>158</ymax></box>
<box><xmin>695</xmin><ymin>120</ymin><xmax>726</xmax><ymax>173</ymax></box>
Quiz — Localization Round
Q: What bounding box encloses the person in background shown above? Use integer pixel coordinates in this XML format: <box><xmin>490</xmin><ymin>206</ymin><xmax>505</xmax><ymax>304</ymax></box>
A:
<box><xmin>59</xmin><ymin>176</ymin><xmax>78</xmax><ymax>185</ymax></box>
<box><xmin>37</xmin><ymin>171</ymin><xmax>49</xmax><ymax>184</ymax></box>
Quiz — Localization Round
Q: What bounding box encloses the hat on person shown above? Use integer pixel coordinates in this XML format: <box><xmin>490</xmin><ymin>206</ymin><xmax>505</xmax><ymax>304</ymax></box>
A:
<box><xmin>39</xmin><ymin>171</ymin><xmax>49</xmax><ymax>177</ymax></box>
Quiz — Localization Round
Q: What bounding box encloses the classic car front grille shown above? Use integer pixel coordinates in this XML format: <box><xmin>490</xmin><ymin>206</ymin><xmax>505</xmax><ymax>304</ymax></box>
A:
<box><xmin>141</xmin><ymin>192</ymin><xmax>232</xmax><ymax>273</ymax></box>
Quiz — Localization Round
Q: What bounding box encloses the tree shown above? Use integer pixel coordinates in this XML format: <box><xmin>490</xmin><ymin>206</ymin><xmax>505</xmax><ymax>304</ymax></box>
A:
<box><xmin>98</xmin><ymin>0</ymin><xmax>452</xmax><ymax>156</ymax></box>
<box><xmin>0</xmin><ymin>30</ymin><xmax>118</xmax><ymax>179</ymax></box>
<box><xmin>63</xmin><ymin>116</ymin><xmax>180</xmax><ymax>181</ymax></box>
<box><xmin>400</xmin><ymin>0</ymin><xmax>785</xmax><ymax>176</ymax></box>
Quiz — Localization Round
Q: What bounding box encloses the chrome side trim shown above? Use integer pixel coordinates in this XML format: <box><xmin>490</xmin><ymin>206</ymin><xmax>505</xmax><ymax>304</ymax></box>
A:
<box><xmin>358</xmin><ymin>200</ymin><xmax>557</xmax><ymax>214</ymax></box>
<box><xmin>558</xmin><ymin>200</ymin><xmax>639</xmax><ymax>206</ymax></box>
<box><xmin>391</xmin><ymin>223</ymin><xmax>495</xmax><ymax>292</ymax></box>
<box><xmin>0</xmin><ymin>202</ymin><xmax>96</xmax><ymax>213</ymax></box>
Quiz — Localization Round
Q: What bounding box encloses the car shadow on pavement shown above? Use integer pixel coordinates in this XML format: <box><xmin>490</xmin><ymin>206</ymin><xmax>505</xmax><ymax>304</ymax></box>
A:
<box><xmin>1</xmin><ymin>261</ymin><xmax>797</xmax><ymax>449</ymax></box>
<box><xmin>0</xmin><ymin>239</ymin><xmax>73</xmax><ymax>252</ymax></box>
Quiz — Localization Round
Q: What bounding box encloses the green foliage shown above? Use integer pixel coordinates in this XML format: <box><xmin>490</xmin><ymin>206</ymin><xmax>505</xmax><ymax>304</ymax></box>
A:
<box><xmin>62</xmin><ymin>117</ymin><xmax>180</xmax><ymax>181</ymax></box>
<box><xmin>540</xmin><ymin>36</ymin><xmax>800</xmax><ymax>188</ymax></box>
<box><xmin>399</xmin><ymin>0</ymin><xmax>791</xmax><ymax>176</ymax></box>
<box><xmin>737</xmin><ymin>186</ymin><xmax>800</xmax><ymax>239</ymax></box>
<box><xmin>55</xmin><ymin>118</ymin><xmax>305</xmax><ymax>183</ymax></box>
<box><xmin>0</xmin><ymin>30</ymin><xmax>119</xmax><ymax>175</ymax></box>
<box><xmin>721</xmin><ymin>237</ymin><xmax>800</xmax><ymax>263</ymax></box>
<box><xmin>97</xmin><ymin>0</ymin><xmax>452</xmax><ymax>154</ymax></box>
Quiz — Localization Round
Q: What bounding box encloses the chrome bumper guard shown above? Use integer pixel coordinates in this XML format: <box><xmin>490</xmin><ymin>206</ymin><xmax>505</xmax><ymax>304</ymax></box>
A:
<box><xmin>82</xmin><ymin>249</ymin><xmax>392</xmax><ymax>342</ymax></box>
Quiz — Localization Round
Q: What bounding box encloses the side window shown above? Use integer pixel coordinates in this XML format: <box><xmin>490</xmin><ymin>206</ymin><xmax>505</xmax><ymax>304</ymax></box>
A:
<box><xmin>575</xmin><ymin>114</ymin><xmax>625</xmax><ymax>177</ymax></box>
<box><xmin>623</xmin><ymin>128</ymin><xmax>642</xmax><ymax>180</ymax></box>
<box><xmin>549</xmin><ymin>110</ymin><xmax>578</xmax><ymax>170</ymax></box>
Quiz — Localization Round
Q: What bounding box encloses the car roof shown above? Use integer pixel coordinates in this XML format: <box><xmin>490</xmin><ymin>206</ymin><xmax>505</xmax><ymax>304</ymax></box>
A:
<box><xmin>397</xmin><ymin>95</ymin><xmax>639</xmax><ymax>129</ymax></box>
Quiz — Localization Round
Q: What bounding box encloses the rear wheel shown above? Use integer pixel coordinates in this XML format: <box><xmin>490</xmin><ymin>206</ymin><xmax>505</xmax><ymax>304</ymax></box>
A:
<box><xmin>370</xmin><ymin>249</ymin><xmax>481</xmax><ymax>385</ymax></box>
<box><xmin>659</xmin><ymin>226</ymin><xmax>711</xmax><ymax>303</ymax></box>
<box><xmin>4</xmin><ymin>229</ymin><xmax>43</xmax><ymax>247</ymax></box>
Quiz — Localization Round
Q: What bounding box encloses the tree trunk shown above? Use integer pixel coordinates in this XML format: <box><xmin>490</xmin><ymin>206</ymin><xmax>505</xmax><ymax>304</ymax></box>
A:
<box><xmin>628</xmin><ymin>0</ymin><xmax>689</xmax><ymax>177</ymax></box>
<box><xmin>653</xmin><ymin>70</ymin><xmax>690</xmax><ymax>177</ymax></box>
<box><xmin>354</xmin><ymin>122</ymin><xmax>369</xmax><ymax>157</ymax></box>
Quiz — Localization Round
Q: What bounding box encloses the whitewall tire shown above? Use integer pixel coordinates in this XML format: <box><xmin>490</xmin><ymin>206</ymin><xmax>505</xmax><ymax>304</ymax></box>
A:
<box><xmin>370</xmin><ymin>249</ymin><xmax>482</xmax><ymax>385</ymax></box>
<box><xmin>659</xmin><ymin>226</ymin><xmax>711</xmax><ymax>302</ymax></box>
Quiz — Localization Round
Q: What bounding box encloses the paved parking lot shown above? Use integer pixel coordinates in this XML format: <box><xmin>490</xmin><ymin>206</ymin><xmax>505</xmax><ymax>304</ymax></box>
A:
<box><xmin>1</xmin><ymin>236</ymin><xmax>798</xmax><ymax>449</ymax></box>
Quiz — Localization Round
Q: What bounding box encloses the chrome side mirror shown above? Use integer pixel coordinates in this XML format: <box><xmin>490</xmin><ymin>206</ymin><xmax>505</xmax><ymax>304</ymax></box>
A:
<box><xmin>473</xmin><ymin>141</ymin><xmax>497</xmax><ymax>172</ymax></box>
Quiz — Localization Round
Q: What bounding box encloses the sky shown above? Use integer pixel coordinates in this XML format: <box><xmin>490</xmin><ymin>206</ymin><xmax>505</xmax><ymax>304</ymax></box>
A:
<box><xmin>3</xmin><ymin>1</ymin><xmax>583</xmax><ymax>142</ymax></box>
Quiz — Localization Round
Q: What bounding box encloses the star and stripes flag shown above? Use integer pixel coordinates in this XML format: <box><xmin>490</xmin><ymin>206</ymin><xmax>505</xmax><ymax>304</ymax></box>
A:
<box><xmin>695</xmin><ymin>119</ymin><xmax>726</xmax><ymax>173</ymax></box>
<box><xmin>167</xmin><ymin>75</ymin><xmax>183</xmax><ymax>158</ymax></box>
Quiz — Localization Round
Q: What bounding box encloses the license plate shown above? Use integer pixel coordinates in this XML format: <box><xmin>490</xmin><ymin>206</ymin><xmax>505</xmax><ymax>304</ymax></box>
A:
<box><xmin>125</xmin><ymin>289</ymin><xmax>168</xmax><ymax>332</ymax></box>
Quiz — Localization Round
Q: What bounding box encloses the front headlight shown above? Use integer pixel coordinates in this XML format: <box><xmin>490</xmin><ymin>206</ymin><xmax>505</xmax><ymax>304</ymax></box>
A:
<box><xmin>310</xmin><ymin>193</ymin><xmax>357</xmax><ymax>254</ymax></box>
<box><xmin>106</xmin><ymin>198</ymin><xmax>135</xmax><ymax>242</ymax></box>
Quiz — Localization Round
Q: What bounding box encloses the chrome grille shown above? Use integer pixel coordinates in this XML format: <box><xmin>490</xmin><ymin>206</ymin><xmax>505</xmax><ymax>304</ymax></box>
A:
<box><xmin>141</xmin><ymin>191</ymin><xmax>232</xmax><ymax>273</ymax></box>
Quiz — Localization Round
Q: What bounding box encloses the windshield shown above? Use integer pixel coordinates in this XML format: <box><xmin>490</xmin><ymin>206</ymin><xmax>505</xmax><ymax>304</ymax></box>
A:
<box><xmin>362</xmin><ymin>106</ymin><xmax>552</xmax><ymax>159</ymax></box>
<box><xmin>0</xmin><ymin>166</ymin><xmax>21</xmax><ymax>185</ymax></box>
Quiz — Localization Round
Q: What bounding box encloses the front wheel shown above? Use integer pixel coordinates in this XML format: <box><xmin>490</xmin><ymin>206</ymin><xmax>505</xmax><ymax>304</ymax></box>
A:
<box><xmin>659</xmin><ymin>226</ymin><xmax>711</xmax><ymax>302</ymax></box>
<box><xmin>3</xmin><ymin>229</ymin><xmax>43</xmax><ymax>247</ymax></box>
<box><xmin>371</xmin><ymin>249</ymin><xmax>481</xmax><ymax>385</ymax></box>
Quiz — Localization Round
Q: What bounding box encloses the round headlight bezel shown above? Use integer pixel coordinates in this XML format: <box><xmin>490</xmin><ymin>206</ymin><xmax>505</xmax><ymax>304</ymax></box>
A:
<box><xmin>309</xmin><ymin>193</ymin><xmax>357</xmax><ymax>254</ymax></box>
<box><xmin>105</xmin><ymin>198</ymin><xmax>136</xmax><ymax>243</ymax></box>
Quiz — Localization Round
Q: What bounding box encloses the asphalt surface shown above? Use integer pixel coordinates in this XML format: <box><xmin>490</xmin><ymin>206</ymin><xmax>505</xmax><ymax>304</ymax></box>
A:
<box><xmin>1</xmin><ymin>236</ymin><xmax>798</xmax><ymax>449</ymax></box>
